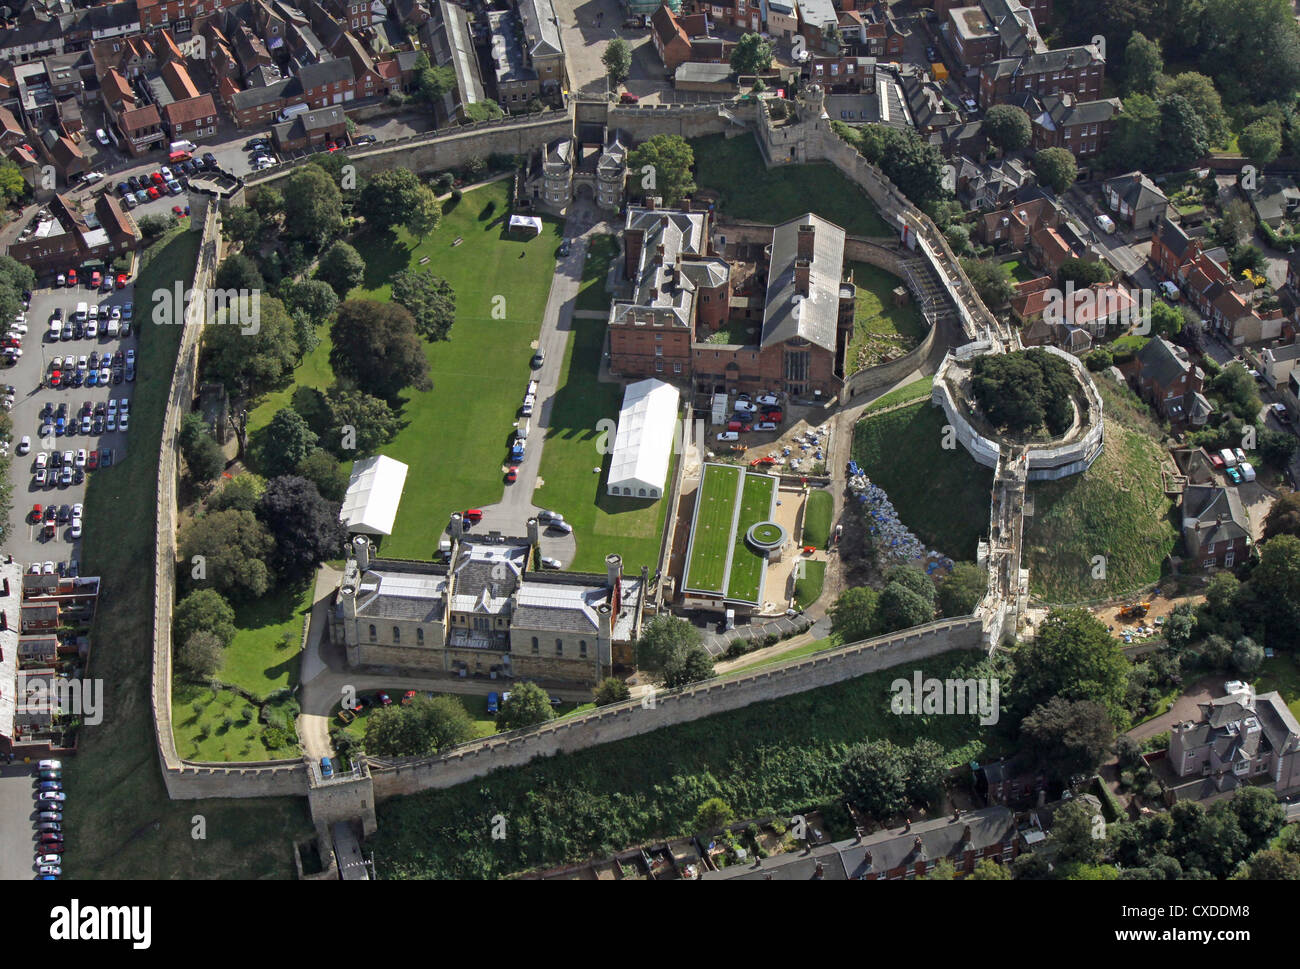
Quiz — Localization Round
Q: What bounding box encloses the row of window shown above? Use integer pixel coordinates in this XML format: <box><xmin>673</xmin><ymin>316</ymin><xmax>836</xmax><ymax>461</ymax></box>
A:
<box><xmin>528</xmin><ymin>637</ymin><xmax>588</xmax><ymax>658</ymax></box>
<box><xmin>366</xmin><ymin>625</ymin><xmax>594</xmax><ymax>659</ymax></box>
<box><xmin>368</xmin><ymin>625</ymin><xmax>426</xmax><ymax>644</ymax></box>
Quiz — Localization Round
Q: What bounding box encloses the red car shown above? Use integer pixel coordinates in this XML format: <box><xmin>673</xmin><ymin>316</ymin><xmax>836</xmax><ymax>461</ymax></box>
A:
<box><xmin>377</xmin><ymin>692</ymin><xmax>392</xmax><ymax>706</ymax></box>
<box><xmin>761</xmin><ymin>410</ymin><xmax>783</xmax><ymax>423</ymax></box>
<box><xmin>147</xmin><ymin>186</ymin><xmax>160</xmax><ymax>200</ymax></box>
<box><xmin>505</xmin><ymin>467</ymin><xmax>519</xmax><ymax>483</ymax></box>
<box><xmin>619</xmin><ymin>92</ymin><xmax>640</xmax><ymax>103</ymax></box>
<box><xmin>87</xmin><ymin>450</ymin><xmax>98</xmax><ymax>470</ymax></box>
<box><xmin>90</xmin><ymin>270</ymin><xmax>101</xmax><ymax>289</ymax></box>
<box><xmin>30</xmin><ymin>504</ymin><xmax>42</xmax><ymax>522</ymax></box>
<box><xmin>462</xmin><ymin>508</ymin><xmax>484</xmax><ymax>524</ymax></box>
<box><xmin>115</xmin><ymin>274</ymin><xmax>128</xmax><ymax>289</ymax></box>
<box><xmin>1209</xmin><ymin>453</ymin><xmax>1226</xmax><ymax>470</ymax></box>
<box><xmin>150</xmin><ymin>172</ymin><xmax>165</xmax><ymax>185</ymax></box>
<box><xmin>67</xmin><ymin>269</ymin><xmax>77</xmax><ymax>286</ymax></box>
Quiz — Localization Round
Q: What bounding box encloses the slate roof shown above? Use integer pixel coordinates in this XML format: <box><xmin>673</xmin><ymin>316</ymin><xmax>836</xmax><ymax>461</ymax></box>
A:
<box><xmin>761</xmin><ymin>213</ymin><xmax>846</xmax><ymax>352</ymax></box>
<box><xmin>1137</xmin><ymin>336</ymin><xmax>1195</xmax><ymax>389</ymax></box>
<box><xmin>1181</xmin><ymin>484</ymin><xmax>1250</xmax><ymax>548</ymax></box>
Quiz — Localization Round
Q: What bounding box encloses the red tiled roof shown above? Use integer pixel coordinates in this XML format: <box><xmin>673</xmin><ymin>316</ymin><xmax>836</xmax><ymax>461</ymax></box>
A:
<box><xmin>161</xmin><ymin>60</ymin><xmax>199</xmax><ymax>101</ymax></box>
<box><xmin>121</xmin><ymin>103</ymin><xmax>161</xmax><ymax>130</ymax></box>
<box><xmin>162</xmin><ymin>94</ymin><xmax>216</xmax><ymax>126</ymax></box>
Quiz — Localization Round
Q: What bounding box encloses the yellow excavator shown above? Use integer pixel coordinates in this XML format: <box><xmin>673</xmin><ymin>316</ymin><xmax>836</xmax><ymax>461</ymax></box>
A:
<box><xmin>1118</xmin><ymin>601</ymin><xmax>1150</xmax><ymax>622</ymax></box>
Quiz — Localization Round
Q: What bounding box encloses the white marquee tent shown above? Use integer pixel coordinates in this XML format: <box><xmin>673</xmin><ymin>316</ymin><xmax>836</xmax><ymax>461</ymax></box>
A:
<box><xmin>340</xmin><ymin>454</ymin><xmax>409</xmax><ymax>535</ymax></box>
<box><xmin>607</xmin><ymin>378</ymin><xmax>680</xmax><ymax>500</ymax></box>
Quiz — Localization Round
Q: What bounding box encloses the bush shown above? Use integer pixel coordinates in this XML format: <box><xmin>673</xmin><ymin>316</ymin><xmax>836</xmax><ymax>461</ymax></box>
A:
<box><xmin>724</xmin><ymin>638</ymin><xmax>750</xmax><ymax>659</ymax></box>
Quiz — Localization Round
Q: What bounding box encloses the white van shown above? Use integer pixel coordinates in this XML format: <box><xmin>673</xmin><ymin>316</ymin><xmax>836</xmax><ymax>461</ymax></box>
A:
<box><xmin>105</xmin><ymin>318</ymin><xmax>120</xmax><ymax>339</ymax></box>
<box><xmin>170</xmin><ymin>140</ymin><xmax>197</xmax><ymax>154</ymax></box>
<box><xmin>516</xmin><ymin>419</ymin><xmax>530</xmax><ymax>441</ymax></box>
<box><xmin>277</xmin><ymin>103</ymin><xmax>309</xmax><ymax>122</ymax></box>
<box><xmin>74</xmin><ymin>302</ymin><xmax>88</xmax><ymax>322</ymax></box>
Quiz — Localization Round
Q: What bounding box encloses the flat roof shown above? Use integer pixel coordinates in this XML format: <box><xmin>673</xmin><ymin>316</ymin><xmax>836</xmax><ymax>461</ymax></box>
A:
<box><xmin>682</xmin><ymin>463</ymin><xmax>776</xmax><ymax>605</ymax></box>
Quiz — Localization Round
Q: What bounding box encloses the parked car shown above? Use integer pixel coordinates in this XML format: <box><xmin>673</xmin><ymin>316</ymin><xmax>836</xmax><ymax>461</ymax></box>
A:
<box><xmin>487</xmin><ymin>691</ymin><xmax>499</xmax><ymax>714</ymax></box>
<box><xmin>754</xmin><ymin>421</ymin><xmax>778</xmax><ymax>432</ymax></box>
<box><xmin>320</xmin><ymin>757</ymin><xmax>333</xmax><ymax>779</ymax></box>
<box><xmin>619</xmin><ymin>92</ymin><xmax>640</xmax><ymax>103</ymax></box>
<box><xmin>540</xmin><ymin>556</ymin><xmax>562</xmax><ymax>569</ymax></box>
<box><xmin>716</xmin><ymin>431</ymin><xmax>739</xmax><ymax>442</ymax></box>
<box><xmin>733</xmin><ymin>400</ymin><xmax>757</xmax><ymax>413</ymax></box>
<box><xmin>537</xmin><ymin>510</ymin><xmax>564</xmax><ymax>524</ymax></box>
<box><xmin>530</xmin><ymin>350</ymin><xmax>545</xmax><ymax>368</ymax></box>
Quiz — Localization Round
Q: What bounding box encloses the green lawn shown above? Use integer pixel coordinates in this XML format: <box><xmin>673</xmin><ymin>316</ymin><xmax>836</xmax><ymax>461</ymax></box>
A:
<box><xmin>726</xmin><ymin>472</ymin><xmax>776</xmax><ymax>602</ymax></box>
<box><xmin>684</xmin><ymin>464</ymin><xmax>742</xmax><ymax>593</ymax></box>
<box><xmin>338</xmin><ymin>691</ymin><xmax>598</xmax><ymax>746</ymax></box>
<box><xmin>1003</xmin><ymin>259</ymin><xmax>1039</xmax><ymax>284</ymax></box>
<box><xmin>218</xmin><ymin>581</ymin><xmax>314</xmax><ymax>698</ymax></box>
<box><xmin>864</xmin><ymin>376</ymin><xmax>934</xmax><ymax>413</ymax></box>
<box><xmin>844</xmin><ymin>262</ymin><xmax>926</xmax><ymax>374</ymax></box>
<box><xmin>726</xmin><ymin>633</ymin><xmax>844</xmax><ymax>675</ymax></box>
<box><xmin>690</xmin><ymin>134</ymin><xmax>892</xmax><ymax>235</ymax></box>
<box><xmin>535</xmin><ymin>312</ymin><xmax>674</xmax><ymax>574</ymax></box>
<box><xmin>574</xmin><ymin>233</ymin><xmax>618</xmax><ymax>314</ymax></box>
<box><xmin>250</xmin><ymin>181</ymin><xmax>565</xmax><ymax>559</ymax></box>
<box><xmin>1024</xmin><ymin>390</ymin><xmax>1178</xmax><ymax>602</ymax></box>
<box><xmin>851</xmin><ymin>402</ymin><xmax>993</xmax><ymax>561</ymax></box>
<box><xmin>65</xmin><ymin>229</ymin><xmax>313</xmax><ymax>879</ymax></box>
<box><xmin>802</xmin><ymin>489</ymin><xmax>833</xmax><ymax>547</ymax></box>
<box><xmin>793</xmin><ymin>560</ymin><xmax>826</xmax><ymax>609</ymax></box>
<box><xmin>173</xmin><ymin>684</ymin><xmax>301</xmax><ymax>761</ymax></box>
<box><xmin>370</xmin><ymin>648</ymin><xmax>999</xmax><ymax>878</ymax></box>
<box><xmin>1254</xmin><ymin>653</ymin><xmax>1300</xmax><ymax>720</ymax></box>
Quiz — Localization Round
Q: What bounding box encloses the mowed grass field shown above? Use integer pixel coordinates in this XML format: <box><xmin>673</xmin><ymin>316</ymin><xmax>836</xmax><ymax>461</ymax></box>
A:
<box><xmin>66</xmin><ymin>229</ymin><xmax>313</xmax><ymax>879</ymax></box>
<box><xmin>844</xmin><ymin>261</ymin><xmax>926</xmax><ymax>375</ymax></box>
<box><xmin>851</xmin><ymin>402</ymin><xmax>993</xmax><ymax>561</ymax></box>
<box><xmin>726</xmin><ymin>472</ymin><xmax>776</xmax><ymax>602</ymax></box>
<box><xmin>684</xmin><ymin>463</ymin><xmax>742</xmax><ymax>592</ymax></box>
<box><xmin>801</xmin><ymin>488</ymin><xmax>833</xmax><ymax>547</ymax></box>
<box><xmin>689</xmin><ymin>134</ymin><xmax>893</xmax><ymax>236</ymax></box>
<box><xmin>535</xmin><ymin>312</ymin><xmax>671</xmax><ymax>574</ymax></box>
<box><xmin>248</xmin><ymin>181</ymin><xmax>563</xmax><ymax>559</ymax></box>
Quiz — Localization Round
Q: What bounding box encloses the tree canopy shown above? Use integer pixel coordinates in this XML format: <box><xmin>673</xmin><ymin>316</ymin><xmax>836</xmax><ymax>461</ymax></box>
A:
<box><xmin>329</xmin><ymin>299</ymin><xmax>433</xmax><ymax>401</ymax></box>
<box><xmin>970</xmin><ymin>349</ymin><xmax>1076</xmax><ymax>436</ymax></box>
<box><xmin>626</xmin><ymin>135</ymin><xmax>696</xmax><ymax>206</ymax></box>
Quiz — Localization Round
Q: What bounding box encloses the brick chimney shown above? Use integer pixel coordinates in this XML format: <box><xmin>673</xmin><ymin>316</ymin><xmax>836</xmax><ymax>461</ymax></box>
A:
<box><xmin>794</xmin><ymin>258</ymin><xmax>811</xmax><ymax>296</ymax></box>
<box><xmin>797</xmin><ymin>222</ymin><xmax>815</xmax><ymax>261</ymax></box>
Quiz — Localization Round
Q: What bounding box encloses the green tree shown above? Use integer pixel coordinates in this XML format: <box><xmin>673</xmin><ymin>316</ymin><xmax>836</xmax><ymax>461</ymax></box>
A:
<box><xmin>0</xmin><ymin>158</ymin><xmax>27</xmax><ymax>204</ymax></box>
<box><xmin>636</xmin><ymin>614</ymin><xmax>704</xmax><ymax>672</ymax></box>
<box><xmin>692</xmin><ymin>797</ymin><xmax>735</xmax><ymax>834</ymax></box>
<box><xmin>365</xmin><ymin>695</ymin><xmax>475</xmax><ymax>756</ymax></box>
<box><xmin>1021</xmin><ymin>697</ymin><xmax>1116</xmax><ymax>781</ymax></box>
<box><xmin>1264</xmin><ymin>492</ymin><xmax>1300</xmax><ymax>541</ymax></box>
<box><xmin>329</xmin><ymin>299</ymin><xmax>433</xmax><ymax>401</ymax></box>
<box><xmin>281</xmin><ymin>165</ymin><xmax>343</xmax><ymax>242</ymax></box>
<box><xmin>663</xmin><ymin>644</ymin><xmax>714</xmax><ymax>688</ymax></box>
<box><xmin>220</xmin><ymin>205</ymin><xmax>264</xmax><ymax>247</ymax></box>
<box><xmin>362</xmin><ymin>169</ymin><xmax>426</xmax><ymax>233</ymax></box>
<box><xmin>214</xmin><ymin>252</ymin><xmax>263</xmax><ymax>294</ymax></box>
<box><xmin>602</xmin><ymin>37</ymin><xmax>632</xmax><ymax>84</ymax></box>
<box><xmin>626</xmin><ymin>135</ymin><xmax>696</xmax><ymax>206</ymax></box>
<box><xmin>323</xmin><ymin>386</ymin><xmax>401</xmax><ymax>457</ymax></box>
<box><xmin>1156</xmin><ymin>73</ymin><xmax>1229</xmax><ymax>147</ymax></box>
<box><xmin>843</xmin><ymin>739</ymin><xmax>909</xmax><ymax>820</ymax></box>
<box><xmin>497</xmin><ymin>682</ymin><xmax>555</xmax><ymax>730</ymax></box>
<box><xmin>295</xmin><ymin>449</ymin><xmax>351</xmax><ymax>502</ymax></box>
<box><xmin>257</xmin><ymin>407</ymin><xmax>319</xmax><ymax>478</ymax></box>
<box><xmin>593</xmin><ymin>677</ymin><xmax>631</xmax><ymax>705</ymax></box>
<box><xmin>391</xmin><ymin>269</ymin><xmax>456</xmax><ymax>341</ymax></box>
<box><xmin>1058</xmin><ymin>258</ymin><xmax>1113</xmax><ymax>289</ymax></box>
<box><xmin>1085</xmin><ymin>347</ymin><xmax>1114</xmax><ymax>372</ymax></box>
<box><xmin>967</xmin><ymin>858</ymin><xmax>1012</xmax><ymax>880</ymax></box>
<box><xmin>179</xmin><ymin>412</ymin><xmax>225</xmax><ymax>483</ymax></box>
<box><xmin>256</xmin><ymin>475</ymin><xmax>347</xmax><ymax>580</ymax></box>
<box><xmin>960</xmin><ymin>257</ymin><xmax>1015</xmax><ymax>309</ymax></box>
<box><xmin>943</xmin><ymin>223</ymin><xmax>973</xmax><ymax>256</ymax></box>
<box><xmin>173</xmin><ymin>588</ymin><xmax>237</xmax><ymax>649</ymax></box>
<box><xmin>1210</xmin><ymin>363</ymin><xmax>1261</xmax><ymax>419</ymax></box>
<box><xmin>419</xmin><ymin>64</ymin><xmax>457</xmax><ymax>104</ymax></box>
<box><xmin>1232</xmin><ymin>636</ymin><xmax>1264</xmax><ymax>675</ymax></box>
<box><xmin>178</xmin><ymin>509</ymin><xmax>274</xmax><ymax>600</ymax></box>
<box><xmin>1247</xmin><ymin>535</ymin><xmax>1300</xmax><ymax>649</ymax></box>
<box><xmin>1033</xmin><ymin>146</ymin><xmax>1078</xmax><ymax>194</ymax></box>
<box><xmin>405</xmin><ymin>185</ymin><xmax>442</xmax><ymax>242</ymax></box>
<box><xmin>1123</xmin><ymin>31</ymin><xmax>1163</xmax><ymax>95</ymax></box>
<box><xmin>1241</xmin><ymin>848</ymin><xmax>1300</xmax><ymax>879</ymax></box>
<box><xmin>1148</xmin><ymin>300</ymin><xmax>1184</xmax><ymax>338</ymax></box>
<box><xmin>1051</xmin><ymin>798</ymin><xmax>1107</xmax><ymax>865</ymax></box>
<box><xmin>729</xmin><ymin>32</ymin><xmax>774</xmax><ymax>75</ymax></box>
<box><xmin>875</xmin><ymin>582</ymin><xmax>933</xmax><ymax>633</ymax></box>
<box><xmin>937</xmin><ymin>561</ymin><xmax>987</xmax><ymax>616</ymax></box>
<box><xmin>1239</xmin><ymin>117</ymin><xmax>1283</xmax><ymax>165</ymax></box>
<box><xmin>1105</xmin><ymin>93</ymin><xmax>1160</xmax><ymax>171</ymax></box>
<box><xmin>315</xmin><ymin>240</ymin><xmax>366</xmax><ymax>298</ymax></box>
<box><xmin>200</xmin><ymin>294</ymin><xmax>299</xmax><ymax>398</ymax></box>
<box><xmin>1158</xmin><ymin>95</ymin><xmax>1210</xmax><ymax>168</ymax></box>
<box><xmin>1259</xmin><ymin>428</ymin><xmax>1299</xmax><ymax>470</ymax></box>
<box><xmin>829</xmin><ymin>586</ymin><xmax>879</xmax><ymax>642</ymax></box>
<box><xmin>177</xmin><ymin>630</ymin><xmax>225</xmax><ymax>680</ymax></box>
<box><xmin>282</xmin><ymin>279</ymin><xmax>338</xmax><ymax>331</ymax></box>
<box><xmin>983</xmin><ymin>104</ymin><xmax>1033</xmax><ymax>152</ymax></box>
<box><xmin>1013</xmin><ymin>608</ymin><xmax>1131</xmax><ymax>729</ymax></box>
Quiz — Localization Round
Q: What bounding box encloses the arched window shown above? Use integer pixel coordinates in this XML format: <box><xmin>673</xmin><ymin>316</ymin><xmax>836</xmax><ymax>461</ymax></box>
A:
<box><xmin>392</xmin><ymin>626</ymin><xmax>400</xmax><ymax>643</ymax></box>
<box><xmin>555</xmin><ymin>639</ymin><xmax>563</xmax><ymax>657</ymax></box>
<box><xmin>416</xmin><ymin>628</ymin><xmax>424</xmax><ymax>645</ymax></box>
<box><xmin>579</xmin><ymin>640</ymin><xmax>588</xmax><ymax>658</ymax></box>
<box><xmin>368</xmin><ymin>624</ymin><xmax>376</xmax><ymax>642</ymax></box>
<box><xmin>638</xmin><ymin>488</ymin><xmax>646</xmax><ymax>497</ymax></box>
<box><xmin>531</xmin><ymin>636</ymin><xmax>539</xmax><ymax>654</ymax></box>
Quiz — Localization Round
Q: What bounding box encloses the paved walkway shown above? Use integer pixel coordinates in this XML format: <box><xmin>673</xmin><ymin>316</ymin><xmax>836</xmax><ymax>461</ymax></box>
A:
<box><xmin>472</xmin><ymin>199</ymin><xmax>611</xmax><ymax>565</ymax></box>
<box><xmin>1125</xmin><ymin>677</ymin><xmax>1222</xmax><ymax>744</ymax></box>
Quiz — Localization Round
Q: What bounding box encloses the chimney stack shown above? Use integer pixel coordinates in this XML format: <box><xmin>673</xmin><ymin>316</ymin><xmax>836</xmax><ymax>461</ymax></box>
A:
<box><xmin>605</xmin><ymin>553</ymin><xmax>623</xmax><ymax>590</ymax></box>
<box><xmin>449</xmin><ymin>513</ymin><xmax>463</xmax><ymax>543</ymax></box>
<box><xmin>527</xmin><ymin>517</ymin><xmax>540</xmax><ymax>548</ymax></box>
<box><xmin>794</xmin><ymin>258</ymin><xmax>811</xmax><ymax>296</ymax></box>
<box><xmin>797</xmin><ymin>222</ymin><xmax>815</xmax><ymax>261</ymax></box>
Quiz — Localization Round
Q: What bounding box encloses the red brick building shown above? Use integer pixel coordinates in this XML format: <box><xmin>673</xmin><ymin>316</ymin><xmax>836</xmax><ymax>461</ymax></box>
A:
<box><xmin>979</xmin><ymin>44</ymin><xmax>1104</xmax><ymax>108</ymax></box>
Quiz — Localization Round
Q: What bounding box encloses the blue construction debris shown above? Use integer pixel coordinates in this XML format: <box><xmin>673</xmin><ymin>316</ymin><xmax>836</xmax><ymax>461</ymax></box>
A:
<box><xmin>846</xmin><ymin>469</ymin><xmax>955</xmax><ymax>572</ymax></box>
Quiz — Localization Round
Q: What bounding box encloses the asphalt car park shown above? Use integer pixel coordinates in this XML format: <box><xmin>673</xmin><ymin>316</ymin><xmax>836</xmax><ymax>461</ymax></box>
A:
<box><xmin>2</xmin><ymin>281</ymin><xmax>137</xmax><ymax>568</ymax></box>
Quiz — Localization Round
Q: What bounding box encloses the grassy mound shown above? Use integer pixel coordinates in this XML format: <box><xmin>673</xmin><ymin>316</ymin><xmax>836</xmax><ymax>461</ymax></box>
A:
<box><xmin>1024</xmin><ymin>383</ymin><xmax>1178</xmax><ymax>602</ymax></box>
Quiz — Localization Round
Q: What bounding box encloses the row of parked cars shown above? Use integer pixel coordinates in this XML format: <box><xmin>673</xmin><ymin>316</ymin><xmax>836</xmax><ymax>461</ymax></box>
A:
<box><xmin>3</xmin><ymin>293</ymin><xmax>32</xmax><ymax>365</ymax></box>
<box><xmin>37</xmin><ymin>396</ymin><xmax>130</xmax><ymax>438</ymax></box>
<box><xmin>716</xmin><ymin>392</ymin><xmax>784</xmax><ymax>442</ymax></box>
<box><xmin>34</xmin><ymin>759</ymin><xmax>65</xmax><ymax>878</ymax></box>
<box><xmin>53</xmin><ymin>268</ymin><xmax>127</xmax><ymax>292</ymax></box>
<box><xmin>111</xmin><ymin>154</ymin><xmax>217</xmax><ymax>209</ymax></box>
<box><xmin>1210</xmin><ymin>447</ymin><xmax>1258</xmax><ymax>484</ymax></box>
<box><xmin>48</xmin><ymin>345</ymin><xmax>136</xmax><ymax>390</ymax></box>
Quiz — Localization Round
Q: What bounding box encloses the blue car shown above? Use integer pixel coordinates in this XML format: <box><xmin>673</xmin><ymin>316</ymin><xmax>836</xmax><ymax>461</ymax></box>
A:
<box><xmin>320</xmin><ymin>757</ymin><xmax>333</xmax><ymax>779</ymax></box>
<box><xmin>54</xmin><ymin>417</ymin><xmax>65</xmax><ymax>435</ymax></box>
<box><xmin>38</xmin><ymin>781</ymin><xmax>62</xmax><ymax>794</ymax></box>
<box><xmin>487</xmin><ymin>692</ymin><xmax>499</xmax><ymax>715</ymax></box>
<box><xmin>86</xmin><ymin>371</ymin><xmax>98</xmax><ymax>386</ymax></box>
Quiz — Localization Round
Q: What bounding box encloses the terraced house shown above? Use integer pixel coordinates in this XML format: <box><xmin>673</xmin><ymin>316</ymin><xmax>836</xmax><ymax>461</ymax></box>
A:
<box><xmin>330</xmin><ymin>536</ymin><xmax>646</xmax><ymax>686</ymax></box>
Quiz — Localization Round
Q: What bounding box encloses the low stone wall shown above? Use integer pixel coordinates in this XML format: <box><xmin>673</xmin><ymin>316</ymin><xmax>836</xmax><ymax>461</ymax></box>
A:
<box><xmin>369</xmin><ymin>618</ymin><xmax>983</xmax><ymax>798</ymax></box>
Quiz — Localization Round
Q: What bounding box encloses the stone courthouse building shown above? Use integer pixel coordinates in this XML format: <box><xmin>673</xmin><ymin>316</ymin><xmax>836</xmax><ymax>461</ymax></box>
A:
<box><xmin>329</xmin><ymin>529</ymin><xmax>646</xmax><ymax>686</ymax></box>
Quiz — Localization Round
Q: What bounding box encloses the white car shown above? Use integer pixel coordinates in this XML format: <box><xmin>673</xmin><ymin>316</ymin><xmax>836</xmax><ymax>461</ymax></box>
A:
<box><xmin>118</xmin><ymin>411</ymin><xmax>128</xmax><ymax>432</ymax></box>
<box><xmin>70</xmin><ymin>519</ymin><xmax>81</xmax><ymax>539</ymax></box>
<box><xmin>107</xmin><ymin>398</ymin><xmax>117</xmax><ymax>415</ymax></box>
<box><xmin>95</xmin><ymin>128</ymin><xmax>110</xmax><ymax>146</ymax></box>
<box><xmin>717</xmin><ymin>431</ymin><xmax>739</xmax><ymax>442</ymax></box>
<box><xmin>733</xmin><ymin>400</ymin><xmax>757</xmax><ymax>413</ymax></box>
<box><xmin>1239</xmin><ymin>461</ymin><xmax>1257</xmax><ymax>482</ymax></box>
<box><xmin>35</xmin><ymin>452</ymin><xmax>48</xmax><ymax>469</ymax></box>
<box><xmin>756</xmin><ymin>393</ymin><xmax>780</xmax><ymax>407</ymax></box>
<box><xmin>77</xmin><ymin>355</ymin><xmax>87</xmax><ymax>370</ymax></box>
<box><xmin>82</xmin><ymin>171</ymin><xmax>104</xmax><ymax>183</ymax></box>
<box><xmin>74</xmin><ymin>449</ymin><xmax>86</xmax><ymax>468</ymax></box>
<box><xmin>71</xmin><ymin>503</ymin><xmax>82</xmax><ymax>518</ymax></box>
<box><xmin>36</xmin><ymin>854</ymin><xmax>61</xmax><ymax>866</ymax></box>
<box><xmin>106</xmin><ymin>413</ymin><xmax>116</xmax><ymax>432</ymax></box>
<box><xmin>119</xmin><ymin>398</ymin><xmax>129</xmax><ymax>414</ymax></box>
<box><xmin>111</xmin><ymin>306</ymin><xmax>122</xmax><ymax>320</ymax></box>
<box><xmin>754</xmin><ymin>422</ymin><xmax>778</xmax><ymax>432</ymax></box>
<box><xmin>38</xmin><ymin>759</ymin><xmax>61</xmax><ymax>770</ymax></box>
<box><xmin>17</xmin><ymin>435</ymin><xmax>30</xmax><ymax>454</ymax></box>
<box><xmin>42</xmin><ymin>561</ymin><xmax>54</xmax><ymax>574</ymax></box>
<box><xmin>85</xmin><ymin>320</ymin><xmax>98</xmax><ymax>338</ymax></box>
<box><xmin>62</xmin><ymin>450</ymin><xmax>73</xmax><ymax>466</ymax></box>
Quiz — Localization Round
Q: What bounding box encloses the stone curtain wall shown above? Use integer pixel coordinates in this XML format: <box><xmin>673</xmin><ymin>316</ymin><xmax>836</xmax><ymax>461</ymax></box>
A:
<box><xmin>369</xmin><ymin>618</ymin><xmax>983</xmax><ymax>798</ymax></box>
